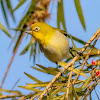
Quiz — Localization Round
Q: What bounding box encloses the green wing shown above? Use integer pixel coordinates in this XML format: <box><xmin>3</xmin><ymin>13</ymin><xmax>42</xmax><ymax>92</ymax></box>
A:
<box><xmin>54</xmin><ymin>28</ymin><xmax>67</xmax><ymax>37</ymax></box>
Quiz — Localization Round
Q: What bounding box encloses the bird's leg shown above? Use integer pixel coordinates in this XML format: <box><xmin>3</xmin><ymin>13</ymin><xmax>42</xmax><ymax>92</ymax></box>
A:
<box><xmin>56</xmin><ymin>62</ymin><xmax>63</xmax><ymax>76</ymax></box>
<box><xmin>56</xmin><ymin>62</ymin><xmax>59</xmax><ymax>67</ymax></box>
<box><xmin>70</xmin><ymin>48</ymin><xmax>83</xmax><ymax>57</ymax></box>
<box><xmin>76</xmin><ymin>51</ymin><xmax>83</xmax><ymax>56</ymax></box>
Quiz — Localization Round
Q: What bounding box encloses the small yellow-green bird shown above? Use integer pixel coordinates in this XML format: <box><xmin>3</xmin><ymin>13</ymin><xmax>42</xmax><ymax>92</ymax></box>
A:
<box><xmin>26</xmin><ymin>22</ymin><xmax>70</xmax><ymax>63</ymax></box>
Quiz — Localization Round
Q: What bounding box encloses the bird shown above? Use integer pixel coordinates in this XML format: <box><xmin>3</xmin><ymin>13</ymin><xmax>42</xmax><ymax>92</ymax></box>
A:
<box><xmin>26</xmin><ymin>22</ymin><xmax>70</xmax><ymax>64</ymax></box>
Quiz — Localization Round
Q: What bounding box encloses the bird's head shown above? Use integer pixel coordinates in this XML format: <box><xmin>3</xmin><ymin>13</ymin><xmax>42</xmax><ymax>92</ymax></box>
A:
<box><xmin>26</xmin><ymin>22</ymin><xmax>55</xmax><ymax>45</ymax></box>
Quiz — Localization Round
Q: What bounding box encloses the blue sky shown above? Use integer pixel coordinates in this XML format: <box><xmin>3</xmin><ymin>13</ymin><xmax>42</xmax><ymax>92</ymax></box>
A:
<box><xmin>0</xmin><ymin>0</ymin><xmax>100</xmax><ymax>99</ymax></box>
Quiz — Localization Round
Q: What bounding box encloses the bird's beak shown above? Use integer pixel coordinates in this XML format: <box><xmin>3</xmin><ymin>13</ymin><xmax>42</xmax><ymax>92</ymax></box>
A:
<box><xmin>25</xmin><ymin>31</ymin><xmax>33</xmax><ymax>34</ymax></box>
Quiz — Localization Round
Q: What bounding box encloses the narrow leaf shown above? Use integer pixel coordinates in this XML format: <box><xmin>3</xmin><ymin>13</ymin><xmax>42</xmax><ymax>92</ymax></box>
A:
<box><xmin>24</xmin><ymin>72</ymin><xmax>42</xmax><ymax>83</ymax></box>
<box><xmin>72</xmin><ymin>68</ymin><xmax>87</xmax><ymax>77</ymax></box>
<box><xmin>18</xmin><ymin>86</ymin><xmax>41</xmax><ymax>92</ymax></box>
<box><xmin>70</xmin><ymin>35</ymin><xmax>76</xmax><ymax>48</ymax></box>
<box><xmin>6</xmin><ymin>0</ymin><xmax>15</xmax><ymax>21</ymax></box>
<box><xmin>31</xmin><ymin>66</ymin><xmax>46</xmax><ymax>73</ymax></box>
<box><xmin>67</xmin><ymin>33</ymin><xmax>86</xmax><ymax>45</ymax></box>
<box><xmin>6</xmin><ymin>0</ymin><xmax>12</xmax><ymax>10</ymax></box>
<box><xmin>72</xmin><ymin>85</ymin><xmax>78</xmax><ymax>100</ymax></box>
<box><xmin>26</xmin><ymin>83</ymin><xmax>49</xmax><ymax>88</ymax></box>
<box><xmin>74</xmin><ymin>0</ymin><xmax>86</xmax><ymax>30</ymax></box>
<box><xmin>13</xmin><ymin>0</ymin><xmax>37</xmax><ymax>52</ymax></box>
<box><xmin>20</xmin><ymin>41</ymin><xmax>31</xmax><ymax>55</ymax></box>
<box><xmin>0</xmin><ymin>1</ymin><xmax>9</xmax><ymax>27</ymax></box>
<box><xmin>11</xmin><ymin>79</ymin><xmax>20</xmax><ymax>90</ymax></box>
<box><xmin>13</xmin><ymin>32</ymin><xmax>24</xmax><ymax>52</ymax></box>
<box><xmin>51</xmin><ymin>85</ymin><xmax>64</xmax><ymax>98</ymax></box>
<box><xmin>36</xmin><ymin>64</ymin><xmax>58</xmax><ymax>75</ymax></box>
<box><xmin>26</xmin><ymin>82</ymin><xmax>67</xmax><ymax>88</ymax></box>
<box><xmin>81</xmin><ymin>76</ymin><xmax>91</xmax><ymax>89</ymax></box>
<box><xmin>0</xmin><ymin>22</ymin><xmax>11</xmax><ymax>38</ymax></box>
<box><xmin>57</xmin><ymin>0</ymin><xmax>66</xmax><ymax>31</ymax></box>
<box><xmin>13</xmin><ymin>0</ymin><xmax>27</xmax><ymax>12</ymax></box>
<box><xmin>0</xmin><ymin>89</ymin><xmax>22</xmax><ymax>95</ymax></box>
<box><xmin>89</xmin><ymin>94</ymin><xmax>92</xmax><ymax>100</ymax></box>
<box><xmin>59</xmin><ymin>62</ymin><xmax>87</xmax><ymax>77</ymax></box>
<box><xmin>30</xmin><ymin>45</ymin><xmax>34</xmax><ymax>59</ymax></box>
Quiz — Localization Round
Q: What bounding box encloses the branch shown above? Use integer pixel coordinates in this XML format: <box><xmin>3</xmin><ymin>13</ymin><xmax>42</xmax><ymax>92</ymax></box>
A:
<box><xmin>83</xmin><ymin>79</ymin><xmax>100</xmax><ymax>100</ymax></box>
<box><xmin>72</xmin><ymin>29</ymin><xmax>100</xmax><ymax>85</ymax></box>
<box><xmin>65</xmin><ymin>65</ymin><xmax>74</xmax><ymax>99</ymax></box>
<box><xmin>38</xmin><ymin>28</ymin><xmax>100</xmax><ymax>100</ymax></box>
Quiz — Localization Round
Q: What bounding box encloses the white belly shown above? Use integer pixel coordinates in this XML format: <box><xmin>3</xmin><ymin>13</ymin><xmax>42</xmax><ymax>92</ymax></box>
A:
<box><xmin>41</xmin><ymin>31</ymin><xmax>70</xmax><ymax>63</ymax></box>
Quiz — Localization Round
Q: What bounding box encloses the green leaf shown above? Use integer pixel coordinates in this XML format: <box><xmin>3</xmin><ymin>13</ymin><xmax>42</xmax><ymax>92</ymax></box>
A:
<box><xmin>54</xmin><ymin>29</ymin><xmax>88</xmax><ymax>46</ymax></box>
<box><xmin>0</xmin><ymin>1</ymin><xmax>9</xmax><ymax>27</ymax></box>
<box><xmin>0</xmin><ymin>22</ymin><xmax>11</xmax><ymax>38</ymax></box>
<box><xmin>0</xmin><ymin>92</ymin><xmax>2</xmax><ymax>96</ymax></box>
<box><xmin>26</xmin><ymin>83</ymin><xmax>49</xmax><ymax>88</ymax></box>
<box><xmin>70</xmin><ymin>35</ymin><xmax>76</xmax><ymax>48</ymax></box>
<box><xmin>74</xmin><ymin>0</ymin><xmax>86</xmax><ymax>30</ymax></box>
<box><xmin>90</xmin><ymin>94</ymin><xmax>92</xmax><ymax>100</ymax></box>
<box><xmin>13</xmin><ymin>0</ymin><xmax>37</xmax><ymax>53</ymax></box>
<box><xmin>20</xmin><ymin>41</ymin><xmax>31</xmax><ymax>55</ymax></box>
<box><xmin>31</xmin><ymin>66</ymin><xmax>46</xmax><ymax>73</ymax></box>
<box><xmin>51</xmin><ymin>85</ymin><xmax>64</xmax><ymax>98</ymax></box>
<box><xmin>53</xmin><ymin>94</ymin><xmax>65</xmax><ymax>100</ymax></box>
<box><xmin>33</xmin><ymin>41</ymin><xmax>37</xmax><ymax>63</ymax></box>
<box><xmin>6</xmin><ymin>0</ymin><xmax>15</xmax><ymax>21</ymax></box>
<box><xmin>13</xmin><ymin>32</ymin><xmax>24</xmax><ymax>52</ymax></box>
<box><xmin>81</xmin><ymin>76</ymin><xmax>91</xmax><ymax>89</ymax></box>
<box><xmin>18</xmin><ymin>86</ymin><xmax>42</xmax><ymax>92</ymax></box>
<box><xmin>67</xmin><ymin>33</ymin><xmax>86</xmax><ymax>45</ymax></box>
<box><xmin>74</xmin><ymin>87</ymin><xmax>83</xmax><ymax>92</ymax></box>
<box><xmin>36</xmin><ymin>64</ymin><xmax>58</xmax><ymax>75</ymax></box>
<box><xmin>6</xmin><ymin>0</ymin><xmax>12</xmax><ymax>10</ymax></box>
<box><xmin>57</xmin><ymin>0</ymin><xmax>66</xmax><ymax>31</ymax></box>
<box><xmin>11</xmin><ymin>79</ymin><xmax>20</xmax><ymax>90</ymax></box>
<box><xmin>24</xmin><ymin>72</ymin><xmax>43</xmax><ymax>83</ymax></box>
<box><xmin>26</xmin><ymin>82</ymin><xmax>67</xmax><ymax>88</ymax></box>
<box><xmin>0</xmin><ymin>89</ymin><xmax>22</xmax><ymax>95</ymax></box>
<box><xmin>30</xmin><ymin>44</ymin><xmax>34</xmax><ymax>59</ymax></box>
<box><xmin>73</xmin><ymin>68</ymin><xmax>87</xmax><ymax>77</ymax></box>
<box><xmin>17</xmin><ymin>0</ymin><xmax>37</xmax><ymax>29</ymax></box>
<box><xmin>59</xmin><ymin>62</ymin><xmax>87</xmax><ymax>77</ymax></box>
<box><xmin>76</xmin><ymin>81</ymin><xmax>84</xmax><ymax>88</ymax></box>
<box><xmin>72</xmin><ymin>85</ymin><xmax>78</xmax><ymax>100</ymax></box>
<box><xmin>13</xmin><ymin>0</ymin><xmax>27</xmax><ymax>12</ymax></box>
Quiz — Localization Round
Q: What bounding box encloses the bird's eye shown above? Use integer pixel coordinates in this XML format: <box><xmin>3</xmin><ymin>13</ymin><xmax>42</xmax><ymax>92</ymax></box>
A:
<box><xmin>34</xmin><ymin>27</ymin><xmax>40</xmax><ymax>32</ymax></box>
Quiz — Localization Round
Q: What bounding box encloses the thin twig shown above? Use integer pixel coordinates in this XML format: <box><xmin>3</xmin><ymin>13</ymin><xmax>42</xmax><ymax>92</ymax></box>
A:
<box><xmin>83</xmin><ymin>79</ymin><xmax>100</xmax><ymax>100</ymax></box>
<box><xmin>38</xmin><ymin>57</ymin><xmax>77</xmax><ymax>100</ymax></box>
<box><xmin>79</xmin><ymin>81</ymin><xmax>94</xmax><ymax>99</ymax></box>
<box><xmin>65</xmin><ymin>65</ymin><xmax>74</xmax><ymax>100</ymax></box>
<box><xmin>72</xmin><ymin>29</ymin><xmax>100</xmax><ymax>85</ymax></box>
<box><xmin>18</xmin><ymin>92</ymin><xmax>36</xmax><ymax>100</ymax></box>
<box><xmin>61</xmin><ymin>95</ymin><xmax>65</xmax><ymax>100</ymax></box>
<box><xmin>72</xmin><ymin>49</ymin><xmax>93</xmax><ymax>84</ymax></box>
<box><xmin>0</xmin><ymin>33</ymin><xmax>25</xmax><ymax>88</ymax></box>
<box><xmin>29</xmin><ymin>93</ymin><xmax>41</xmax><ymax>100</ymax></box>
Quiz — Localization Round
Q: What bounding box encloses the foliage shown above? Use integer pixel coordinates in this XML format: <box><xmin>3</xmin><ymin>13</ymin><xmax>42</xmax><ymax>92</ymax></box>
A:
<box><xmin>0</xmin><ymin>0</ymin><xmax>100</xmax><ymax>100</ymax></box>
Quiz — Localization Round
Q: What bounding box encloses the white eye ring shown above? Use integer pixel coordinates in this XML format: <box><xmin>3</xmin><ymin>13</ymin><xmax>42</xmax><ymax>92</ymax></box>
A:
<box><xmin>34</xmin><ymin>27</ymin><xmax>40</xmax><ymax>32</ymax></box>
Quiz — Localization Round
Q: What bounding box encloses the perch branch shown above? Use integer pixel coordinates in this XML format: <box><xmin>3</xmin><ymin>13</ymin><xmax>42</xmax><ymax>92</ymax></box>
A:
<box><xmin>38</xmin><ymin>28</ymin><xmax>100</xmax><ymax>100</ymax></box>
